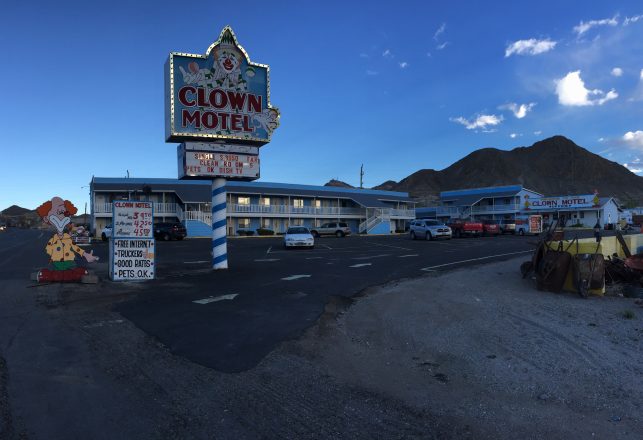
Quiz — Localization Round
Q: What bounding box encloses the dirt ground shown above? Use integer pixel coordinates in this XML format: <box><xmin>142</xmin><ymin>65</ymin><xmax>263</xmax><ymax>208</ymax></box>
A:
<box><xmin>286</xmin><ymin>257</ymin><xmax>643</xmax><ymax>439</ymax></box>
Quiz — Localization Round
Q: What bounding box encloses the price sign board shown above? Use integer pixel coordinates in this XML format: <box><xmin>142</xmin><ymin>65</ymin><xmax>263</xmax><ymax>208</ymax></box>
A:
<box><xmin>109</xmin><ymin>201</ymin><xmax>155</xmax><ymax>281</ymax></box>
<box><xmin>112</xmin><ymin>201</ymin><xmax>154</xmax><ymax>238</ymax></box>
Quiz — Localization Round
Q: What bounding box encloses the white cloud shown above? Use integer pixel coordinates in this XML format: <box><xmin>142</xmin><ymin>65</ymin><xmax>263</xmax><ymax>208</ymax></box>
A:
<box><xmin>573</xmin><ymin>15</ymin><xmax>619</xmax><ymax>36</ymax></box>
<box><xmin>624</xmin><ymin>163</ymin><xmax>643</xmax><ymax>174</ymax></box>
<box><xmin>554</xmin><ymin>71</ymin><xmax>618</xmax><ymax>106</ymax></box>
<box><xmin>633</xmin><ymin>157</ymin><xmax>641</xmax><ymax>163</ymax></box>
<box><xmin>534</xmin><ymin>130</ymin><xmax>542</xmax><ymax>135</ymax></box>
<box><xmin>640</xmin><ymin>69</ymin><xmax>643</xmax><ymax>80</ymax></box>
<box><xmin>499</xmin><ymin>102</ymin><xmax>536</xmax><ymax>119</ymax></box>
<box><xmin>623</xmin><ymin>130</ymin><xmax>643</xmax><ymax>149</ymax></box>
<box><xmin>398</xmin><ymin>62</ymin><xmax>409</xmax><ymax>69</ymax></box>
<box><xmin>624</xmin><ymin>14</ymin><xmax>643</xmax><ymax>26</ymax></box>
<box><xmin>509</xmin><ymin>133</ymin><xmax>520</xmax><ymax>139</ymax></box>
<box><xmin>433</xmin><ymin>23</ymin><xmax>446</xmax><ymax>41</ymax></box>
<box><xmin>382</xmin><ymin>49</ymin><xmax>392</xmax><ymax>58</ymax></box>
<box><xmin>611</xmin><ymin>67</ymin><xmax>623</xmax><ymax>77</ymax></box>
<box><xmin>505</xmin><ymin>38</ymin><xmax>556</xmax><ymax>57</ymax></box>
<box><xmin>366</xmin><ymin>70</ymin><xmax>378</xmax><ymax>76</ymax></box>
<box><xmin>450</xmin><ymin>114</ymin><xmax>503</xmax><ymax>130</ymax></box>
<box><xmin>436</xmin><ymin>42</ymin><xmax>449</xmax><ymax>50</ymax></box>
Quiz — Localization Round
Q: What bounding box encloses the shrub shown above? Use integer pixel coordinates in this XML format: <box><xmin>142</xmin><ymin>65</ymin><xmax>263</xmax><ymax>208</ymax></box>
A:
<box><xmin>256</xmin><ymin>228</ymin><xmax>275</xmax><ymax>236</ymax></box>
<box><xmin>236</xmin><ymin>229</ymin><xmax>255</xmax><ymax>236</ymax></box>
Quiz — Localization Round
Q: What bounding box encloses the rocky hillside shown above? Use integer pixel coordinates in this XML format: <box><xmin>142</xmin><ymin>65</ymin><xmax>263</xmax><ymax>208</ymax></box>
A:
<box><xmin>374</xmin><ymin>136</ymin><xmax>643</xmax><ymax>206</ymax></box>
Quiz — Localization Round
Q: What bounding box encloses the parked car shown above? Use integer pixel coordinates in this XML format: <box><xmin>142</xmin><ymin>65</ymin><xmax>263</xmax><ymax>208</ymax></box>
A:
<box><xmin>310</xmin><ymin>222</ymin><xmax>351</xmax><ymax>238</ymax></box>
<box><xmin>101</xmin><ymin>225</ymin><xmax>113</xmax><ymax>241</ymax></box>
<box><xmin>499</xmin><ymin>219</ymin><xmax>516</xmax><ymax>234</ymax></box>
<box><xmin>447</xmin><ymin>219</ymin><xmax>483</xmax><ymax>238</ymax></box>
<box><xmin>514</xmin><ymin>219</ymin><xmax>531</xmax><ymax>236</ymax></box>
<box><xmin>481</xmin><ymin>220</ymin><xmax>501</xmax><ymax>236</ymax></box>
<box><xmin>409</xmin><ymin>219</ymin><xmax>452</xmax><ymax>240</ymax></box>
<box><xmin>283</xmin><ymin>226</ymin><xmax>315</xmax><ymax>249</ymax></box>
<box><xmin>154</xmin><ymin>222</ymin><xmax>187</xmax><ymax>241</ymax></box>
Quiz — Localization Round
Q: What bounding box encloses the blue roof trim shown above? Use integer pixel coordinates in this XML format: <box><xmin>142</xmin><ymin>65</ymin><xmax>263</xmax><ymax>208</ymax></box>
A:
<box><xmin>92</xmin><ymin>177</ymin><xmax>410</xmax><ymax>197</ymax></box>
<box><xmin>441</xmin><ymin>185</ymin><xmax>522</xmax><ymax>198</ymax></box>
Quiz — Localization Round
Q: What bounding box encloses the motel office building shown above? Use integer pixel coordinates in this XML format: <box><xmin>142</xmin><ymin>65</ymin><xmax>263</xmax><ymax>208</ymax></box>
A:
<box><xmin>90</xmin><ymin>177</ymin><xmax>416</xmax><ymax>237</ymax></box>
<box><xmin>416</xmin><ymin>184</ymin><xmax>620</xmax><ymax>228</ymax></box>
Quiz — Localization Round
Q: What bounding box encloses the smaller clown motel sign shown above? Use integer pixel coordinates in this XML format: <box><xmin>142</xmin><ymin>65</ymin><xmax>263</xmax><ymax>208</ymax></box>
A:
<box><xmin>109</xmin><ymin>201</ymin><xmax>155</xmax><ymax>281</ymax></box>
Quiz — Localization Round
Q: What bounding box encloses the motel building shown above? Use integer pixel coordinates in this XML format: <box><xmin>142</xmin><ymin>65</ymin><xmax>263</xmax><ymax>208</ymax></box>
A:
<box><xmin>90</xmin><ymin>177</ymin><xmax>416</xmax><ymax>237</ymax></box>
<box><xmin>415</xmin><ymin>184</ymin><xmax>621</xmax><ymax>227</ymax></box>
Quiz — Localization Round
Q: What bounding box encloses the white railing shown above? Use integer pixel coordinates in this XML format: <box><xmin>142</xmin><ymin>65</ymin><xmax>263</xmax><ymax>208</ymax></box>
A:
<box><xmin>184</xmin><ymin>210</ymin><xmax>211</xmax><ymax>224</ymax></box>
<box><xmin>228</xmin><ymin>204</ymin><xmax>365</xmax><ymax>216</ymax></box>
<box><xmin>471</xmin><ymin>204</ymin><xmax>521</xmax><ymax>214</ymax></box>
<box><xmin>94</xmin><ymin>202</ymin><xmax>178</xmax><ymax>214</ymax></box>
<box><xmin>436</xmin><ymin>206</ymin><xmax>460</xmax><ymax>216</ymax></box>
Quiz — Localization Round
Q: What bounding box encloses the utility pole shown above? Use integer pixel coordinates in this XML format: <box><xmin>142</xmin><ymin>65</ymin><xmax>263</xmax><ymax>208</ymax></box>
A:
<box><xmin>360</xmin><ymin>164</ymin><xmax>364</xmax><ymax>189</ymax></box>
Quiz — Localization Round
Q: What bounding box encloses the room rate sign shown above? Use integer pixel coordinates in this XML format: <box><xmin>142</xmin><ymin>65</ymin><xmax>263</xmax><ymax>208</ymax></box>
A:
<box><xmin>109</xmin><ymin>201</ymin><xmax>155</xmax><ymax>281</ymax></box>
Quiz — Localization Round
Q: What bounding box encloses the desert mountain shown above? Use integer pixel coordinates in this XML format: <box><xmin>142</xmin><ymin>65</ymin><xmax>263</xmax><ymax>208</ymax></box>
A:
<box><xmin>324</xmin><ymin>179</ymin><xmax>354</xmax><ymax>188</ymax></box>
<box><xmin>1</xmin><ymin>205</ymin><xmax>32</xmax><ymax>216</ymax></box>
<box><xmin>374</xmin><ymin>136</ymin><xmax>643</xmax><ymax>206</ymax></box>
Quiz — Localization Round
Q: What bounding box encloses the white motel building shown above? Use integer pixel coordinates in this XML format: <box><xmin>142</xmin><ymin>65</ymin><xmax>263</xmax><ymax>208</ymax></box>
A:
<box><xmin>415</xmin><ymin>184</ymin><xmax>621</xmax><ymax>227</ymax></box>
<box><xmin>90</xmin><ymin>177</ymin><xmax>416</xmax><ymax>237</ymax></box>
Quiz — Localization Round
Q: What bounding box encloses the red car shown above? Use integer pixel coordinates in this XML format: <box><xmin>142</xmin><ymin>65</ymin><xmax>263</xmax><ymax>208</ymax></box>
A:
<box><xmin>482</xmin><ymin>220</ymin><xmax>501</xmax><ymax>236</ymax></box>
<box><xmin>447</xmin><ymin>219</ymin><xmax>483</xmax><ymax>238</ymax></box>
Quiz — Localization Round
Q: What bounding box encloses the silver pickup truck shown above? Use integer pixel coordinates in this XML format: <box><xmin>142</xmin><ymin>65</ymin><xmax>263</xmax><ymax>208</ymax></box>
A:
<box><xmin>310</xmin><ymin>222</ymin><xmax>351</xmax><ymax>238</ymax></box>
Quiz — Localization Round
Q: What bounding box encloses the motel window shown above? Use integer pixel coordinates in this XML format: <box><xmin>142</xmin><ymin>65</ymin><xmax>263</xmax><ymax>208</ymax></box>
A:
<box><xmin>580</xmin><ymin>212</ymin><xmax>584</xmax><ymax>218</ymax></box>
<box><xmin>293</xmin><ymin>199</ymin><xmax>304</xmax><ymax>208</ymax></box>
<box><xmin>292</xmin><ymin>218</ymin><xmax>304</xmax><ymax>226</ymax></box>
<box><xmin>238</xmin><ymin>196</ymin><xmax>250</xmax><ymax>205</ymax></box>
<box><xmin>314</xmin><ymin>200</ymin><xmax>321</xmax><ymax>208</ymax></box>
<box><xmin>261</xmin><ymin>197</ymin><xmax>270</xmax><ymax>206</ymax></box>
<box><xmin>261</xmin><ymin>218</ymin><xmax>271</xmax><ymax>228</ymax></box>
<box><xmin>238</xmin><ymin>218</ymin><xmax>250</xmax><ymax>228</ymax></box>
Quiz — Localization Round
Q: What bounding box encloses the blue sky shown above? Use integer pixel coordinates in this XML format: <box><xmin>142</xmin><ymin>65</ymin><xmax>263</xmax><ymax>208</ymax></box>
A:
<box><xmin>2</xmin><ymin>0</ymin><xmax>643</xmax><ymax>210</ymax></box>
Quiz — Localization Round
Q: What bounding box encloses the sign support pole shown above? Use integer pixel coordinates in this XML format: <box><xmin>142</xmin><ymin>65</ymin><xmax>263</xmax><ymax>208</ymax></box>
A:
<box><xmin>212</xmin><ymin>178</ymin><xmax>228</xmax><ymax>270</ymax></box>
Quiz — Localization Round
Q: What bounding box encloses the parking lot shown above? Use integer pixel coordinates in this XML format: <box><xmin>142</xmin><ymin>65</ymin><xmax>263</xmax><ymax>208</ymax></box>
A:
<box><xmin>89</xmin><ymin>234</ymin><xmax>535</xmax><ymax>372</ymax></box>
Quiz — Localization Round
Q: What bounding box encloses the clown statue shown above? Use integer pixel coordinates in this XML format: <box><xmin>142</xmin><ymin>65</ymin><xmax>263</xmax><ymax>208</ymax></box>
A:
<box><xmin>34</xmin><ymin>196</ymin><xmax>99</xmax><ymax>283</ymax></box>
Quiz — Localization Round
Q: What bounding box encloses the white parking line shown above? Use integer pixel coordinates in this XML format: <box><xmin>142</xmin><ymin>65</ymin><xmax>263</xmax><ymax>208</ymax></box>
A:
<box><xmin>420</xmin><ymin>250</ymin><xmax>532</xmax><ymax>271</ymax></box>
<box><xmin>193</xmin><ymin>294</ymin><xmax>238</xmax><ymax>304</ymax></box>
<box><xmin>321</xmin><ymin>244</ymin><xmax>333</xmax><ymax>250</ymax></box>
<box><xmin>352</xmin><ymin>254</ymin><xmax>390</xmax><ymax>260</ymax></box>
<box><xmin>350</xmin><ymin>263</ymin><xmax>372</xmax><ymax>268</ymax></box>
<box><xmin>398</xmin><ymin>254</ymin><xmax>419</xmax><ymax>258</ymax></box>
<box><xmin>184</xmin><ymin>260</ymin><xmax>209</xmax><ymax>264</ymax></box>
<box><xmin>282</xmin><ymin>274</ymin><xmax>312</xmax><ymax>281</ymax></box>
<box><xmin>367</xmin><ymin>241</ymin><xmax>412</xmax><ymax>251</ymax></box>
<box><xmin>266</xmin><ymin>246</ymin><xmax>272</xmax><ymax>254</ymax></box>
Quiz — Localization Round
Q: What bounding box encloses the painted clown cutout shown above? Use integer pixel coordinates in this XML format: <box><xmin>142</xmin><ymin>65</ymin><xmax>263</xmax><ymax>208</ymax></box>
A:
<box><xmin>35</xmin><ymin>197</ymin><xmax>99</xmax><ymax>282</ymax></box>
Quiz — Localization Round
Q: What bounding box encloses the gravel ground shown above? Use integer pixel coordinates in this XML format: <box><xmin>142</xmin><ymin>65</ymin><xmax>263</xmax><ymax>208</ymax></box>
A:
<box><xmin>290</xmin><ymin>257</ymin><xmax>643</xmax><ymax>439</ymax></box>
<box><xmin>2</xmin><ymin>257</ymin><xmax>642</xmax><ymax>439</ymax></box>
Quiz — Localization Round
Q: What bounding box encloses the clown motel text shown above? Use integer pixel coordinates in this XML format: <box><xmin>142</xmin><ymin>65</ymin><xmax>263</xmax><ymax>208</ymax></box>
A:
<box><xmin>110</xmin><ymin>238</ymin><xmax>155</xmax><ymax>281</ymax></box>
<box><xmin>179</xmin><ymin>147</ymin><xmax>260</xmax><ymax>179</ymax></box>
<box><xmin>178</xmin><ymin>87</ymin><xmax>261</xmax><ymax>133</ymax></box>
<box><xmin>112</xmin><ymin>201</ymin><xmax>154</xmax><ymax>238</ymax></box>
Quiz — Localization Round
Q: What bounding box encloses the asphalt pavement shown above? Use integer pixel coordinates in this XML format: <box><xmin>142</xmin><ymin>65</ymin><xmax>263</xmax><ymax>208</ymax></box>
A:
<box><xmin>96</xmin><ymin>233</ymin><xmax>536</xmax><ymax>372</ymax></box>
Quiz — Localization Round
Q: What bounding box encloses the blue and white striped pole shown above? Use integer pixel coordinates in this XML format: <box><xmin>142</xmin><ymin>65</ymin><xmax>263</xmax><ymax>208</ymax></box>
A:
<box><xmin>212</xmin><ymin>177</ymin><xmax>228</xmax><ymax>269</ymax></box>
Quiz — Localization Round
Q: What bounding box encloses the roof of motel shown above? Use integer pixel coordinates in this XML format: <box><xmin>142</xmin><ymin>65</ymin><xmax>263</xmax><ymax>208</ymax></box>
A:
<box><xmin>90</xmin><ymin>178</ymin><xmax>415</xmax><ymax>208</ymax></box>
<box><xmin>440</xmin><ymin>184</ymin><xmax>543</xmax><ymax>206</ymax></box>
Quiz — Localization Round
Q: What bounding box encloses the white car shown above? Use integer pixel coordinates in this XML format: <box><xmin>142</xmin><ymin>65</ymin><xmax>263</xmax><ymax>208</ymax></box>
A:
<box><xmin>101</xmin><ymin>225</ymin><xmax>113</xmax><ymax>241</ymax></box>
<box><xmin>409</xmin><ymin>219</ymin><xmax>452</xmax><ymax>240</ymax></box>
<box><xmin>284</xmin><ymin>226</ymin><xmax>315</xmax><ymax>249</ymax></box>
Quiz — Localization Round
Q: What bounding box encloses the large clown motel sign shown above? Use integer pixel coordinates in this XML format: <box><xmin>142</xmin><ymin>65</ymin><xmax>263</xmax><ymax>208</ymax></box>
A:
<box><xmin>165</xmin><ymin>26</ymin><xmax>280</xmax><ymax>269</ymax></box>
